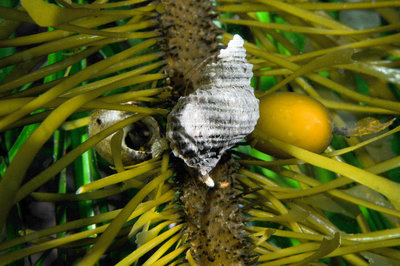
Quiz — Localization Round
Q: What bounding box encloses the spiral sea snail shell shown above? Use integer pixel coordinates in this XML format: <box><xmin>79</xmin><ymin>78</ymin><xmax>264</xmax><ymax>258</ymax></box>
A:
<box><xmin>89</xmin><ymin>109</ymin><xmax>166</xmax><ymax>165</ymax></box>
<box><xmin>167</xmin><ymin>35</ymin><xmax>259</xmax><ymax>187</ymax></box>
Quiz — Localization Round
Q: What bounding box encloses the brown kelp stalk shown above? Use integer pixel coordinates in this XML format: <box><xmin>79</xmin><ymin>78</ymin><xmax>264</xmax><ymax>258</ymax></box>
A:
<box><xmin>159</xmin><ymin>0</ymin><xmax>256</xmax><ymax>263</ymax></box>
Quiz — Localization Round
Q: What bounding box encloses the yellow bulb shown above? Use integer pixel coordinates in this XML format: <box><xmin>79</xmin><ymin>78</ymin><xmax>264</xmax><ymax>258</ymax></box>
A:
<box><xmin>254</xmin><ymin>92</ymin><xmax>333</xmax><ymax>158</ymax></box>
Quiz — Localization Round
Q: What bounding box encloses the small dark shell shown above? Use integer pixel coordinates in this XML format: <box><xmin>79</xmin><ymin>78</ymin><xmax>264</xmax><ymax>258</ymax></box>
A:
<box><xmin>89</xmin><ymin>109</ymin><xmax>166</xmax><ymax>165</ymax></box>
<box><xmin>167</xmin><ymin>35</ymin><xmax>259</xmax><ymax>184</ymax></box>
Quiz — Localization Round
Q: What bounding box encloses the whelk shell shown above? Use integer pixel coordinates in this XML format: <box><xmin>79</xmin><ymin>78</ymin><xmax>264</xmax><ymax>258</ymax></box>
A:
<box><xmin>167</xmin><ymin>35</ymin><xmax>259</xmax><ymax>187</ymax></box>
<box><xmin>89</xmin><ymin>109</ymin><xmax>166</xmax><ymax>165</ymax></box>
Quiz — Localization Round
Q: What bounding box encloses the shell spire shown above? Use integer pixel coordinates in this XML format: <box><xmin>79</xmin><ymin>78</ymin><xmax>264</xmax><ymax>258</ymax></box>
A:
<box><xmin>167</xmin><ymin>35</ymin><xmax>259</xmax><ymax>186</ymax></box>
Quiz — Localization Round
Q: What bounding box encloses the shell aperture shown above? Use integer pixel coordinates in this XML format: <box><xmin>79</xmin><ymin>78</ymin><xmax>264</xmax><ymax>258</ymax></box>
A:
<box><xmin>89</xmin><ymin>110</ymin><xmax>166</xmax><ymax>165</ymax></box>
<box><xmin>167</xmin><ymin>35</ymin><xmax>259</xmax><ymax>186</ymax></box>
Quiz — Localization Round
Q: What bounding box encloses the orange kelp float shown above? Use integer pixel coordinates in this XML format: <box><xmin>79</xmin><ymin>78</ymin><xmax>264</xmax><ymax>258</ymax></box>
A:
<box><xmin>253</xmin><ymin>92</ymin><xmax>332</xmax><ymax>158</ymax></box>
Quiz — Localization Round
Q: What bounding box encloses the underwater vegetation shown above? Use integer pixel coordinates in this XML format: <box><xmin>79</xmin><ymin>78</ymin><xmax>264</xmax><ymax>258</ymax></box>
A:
<box><xmin>1</xmin><ymin>0</ymin><xmax>400</xmax><ymax>265</ymax></box>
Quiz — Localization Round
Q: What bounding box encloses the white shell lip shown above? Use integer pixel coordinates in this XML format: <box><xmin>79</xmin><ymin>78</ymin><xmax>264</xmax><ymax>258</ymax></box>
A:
<box><xmin>167</xmin><ymin>34</ymin><xmax>259</xmax><ymax>186</ymax></box>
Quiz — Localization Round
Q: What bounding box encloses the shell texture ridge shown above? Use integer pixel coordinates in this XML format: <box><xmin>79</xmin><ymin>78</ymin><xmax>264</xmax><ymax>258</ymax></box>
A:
<box><xmin>167</xmin><ymin>35</ymin><xmax>259</xmax><ymax>182</ymax></box>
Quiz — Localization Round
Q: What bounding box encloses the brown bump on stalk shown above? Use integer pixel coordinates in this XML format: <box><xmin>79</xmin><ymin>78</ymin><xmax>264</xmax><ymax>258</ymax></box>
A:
<box><xmin>158</xmin><ymin>0</ymin><xmax>222</xmax><ymax>93</ymax></box>
<box><xmin>179</xmin><ymin>156</ymin><xmax>256</xmax><ymax>265</ymax></box>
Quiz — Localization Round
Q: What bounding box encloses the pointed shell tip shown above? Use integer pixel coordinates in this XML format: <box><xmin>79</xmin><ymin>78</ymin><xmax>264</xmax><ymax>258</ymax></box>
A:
<box><xmin>230</xmin><ymin>34</ymin><xmax>244</xmax><ymax>46</ymax></box>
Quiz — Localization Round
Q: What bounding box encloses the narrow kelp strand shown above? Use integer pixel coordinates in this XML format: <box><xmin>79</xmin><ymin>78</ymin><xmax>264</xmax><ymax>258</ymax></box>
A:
<box><xmin>0</xmin><ymin>35</ymin><xmax>103</xmax><ymax>68</ymax></box>
<box><xmin>21</xmin><ymin>0</ymin><xmax>156</xmax><ymax>27</ymax></box>
<box><xmin>62</xmin><ymin>62</ymin><xmax>166</xmax><ymax>97</ymax></box>
<box><xmin>97</xmin><ymin>52</ymin><xmax>165</xmax><ymax>77</ymax></box>
<box><xmin>249</xmin><ymin>209</ymin><xmax>308</xmax><ymax>224</ymax></box>
<box><xmin>218</xmin><ymin>1</ymin><xmax>400</xmax><ymax>13</ymax></box>
<box><xmin>273</xmin><ymin>177</ymin><xmax>352</xmax><ymax>200</ymax></box>
<box><xmin>14</xmin><ymin>114</ymin><xmax>147</xmax><ymax>203</ymax></box>
<box><xmin>0</xmin><ymin>111</ymin><xmax>52</xmax><ymax>131</ymax></box>
<box><xmin>258</xmin><ymin>242</ymin><xmax>321</xmax><ymax>262</ymax></box>
<box><xmin>339</xmin><ymin>63</ymin><xmax>400</xmax><ymax>86</ymax></box>
<box><xmin>0</xmin><ymin>20</ymin><xmax>159</xmax><ymax>68</ymax></box>
<box><xmin>254</xmin><ymin>0</ymin><xmax>352</xmax><ymax>31</ymax></box>
<box><xmin>31</xmin><ymin>183</ymin><xmax>145</xmax><ymax>202</ymax></box>
<box><xmin>366</xmin><ymin>156</ymin><xmax>400</xmax><ymax>175</ymax></box>
<box><xmin>0</xmin><ymin>19</ymin><xmax>20</xmax><ymax>40</ymax></box>
<box><xmin>0</xmin><ymin>98</ymin><xmax>168</xmax><ymax>116</ymax></box>
<box><xmin>128</xmin><ymin>201</ymin><xmax>178</xmax><ymax>237</ymax></box>
<box><xmin>277</xmin><ymin>168</ymin><xmax>400</xmax><ymax>219</ymax></box>
<box><xmin>116</xmin><ymin>224</ymin><xmax>184</xmax><ymax>266</ymax></box>
<box><xmin>249</xmin><ymin>227</ymin><xmax>324</xmax><ymax>242</ymax></box>
<box><xmin>260</xmin><ymin>239</ymin><xmax>400</xmax><ymax>265</ymax></box>
<box><xmin>0</xmin><ymin>225</ymin><xmax>110</xmax><ymax>265</ymax></box>
<box><xmin>262</xmin><ymin>48</ymin><xmax>356</xmax><ymax>94</ymax></box>
<box><xmin>78</xmin><ymin>169</ymin><xmax>173</xmax><ymax>265</ymax></box>
<box><xmin>309</xmin><ymin>72</ymin><xmax>400</xmax><ymax>112</ymax></box>
<box><xmin>0</xmin><ymin>191</ymin><xmax>175</xmax><ymax>264</ymax></box>
<box><xmin>149</xmin><ymin>244</ymin><xmax>190</xmax><ymax>266</ymax></box>
<box><xmin>0</xmin><ymin>46</ymin><xmax>101</xmax><ymax>94</ymax></box>
<box><xmin>293</xmin><ymin>1</ymin><xmax>400</xmax><ymax>11</ymax></box>
<box><xmin>0</xmin><ymin>72</ymin><xmax>163</xmax><ymax>230</ymax></box>
<box><xmin>373</xmin><ymin>249</ymin><xmax>400</xmax><ymax>261</ymax></box>
<box><xmin>3</xmin><ymin>79</ymin><xmax>63</xmax><ymax>99</ymax></box>
<box><xmin>76</xmin><ymin>160</ymin><xmax>162</xmax><ymax>193</ymax></box>
<box><xmin>326</xmin><ymin>126</ymin><xmax>400</xmax><ymax>157</ymax></box>
<box><xmin>248</xmin><ymin>227</ymin><xmax>399</xmax><ymax>248</ymax></box>
<box><xmin>130</xmin><ymin>155</ymin><xmax>170</xmax><ymax>239</ymax></box>
<box><xmin>65</xmin><ymin>0</ymin><xmax>150</xmax><ymax>9</ymax></box>
<box><xmin>292</xmin><ymin>203</ymin><xmax>340</xmax><ymax>235</ymax></box>
<box><xmin>142</xmin><ymin>233</ymin><xmax>182</xmax><ymax>266</ymax></box>
<box><xmin>0</xmin><ymin>6</ymin><xmax>33</xmax><ymax>23</ymax></box>
<box><xmin>248</xmin><ymin>32</ymin><xmax>400</xmax><ymax>68</ymax></box>
<box><xmin>318</xmin><ymin>99</ymin><xmax>398</xmax><ymax>114</ymax></box>
<box><xmin>239</xmin><ymin>158</ymin><xmax>302</xmax><ymax>168</ymax></box>
<box><xmin>0</xmin><ymin>15</ymin><xmax>128</xmax><ymax>47</ymax></box>
<box><xmin>240</xmin><ymin>176</ymin><xmax>304</xmax><ymax>233</ymax></box>
<box><xmin>5</xmin><ymin>54</ymin><xmax>165</xmax><ymax>99</ymax></box>
<box><xmin>99</xmin><ymin>88</ymin><xmax>167</xmax><ymax>103</ymax></box>
<box><xmin>255</xmin><ymin>131</ymin><xmax>400</xmax><ymax>204</ymax></box>
<box><xmin>221</xmin><ymin>19</ymin><xmax>400</xmax><ymax>36</ymax></box>
<box><xmin>55</xmin><ymin>23</ymin><xmax>154</xmax><ymax>40</ymax></box>
<box><xmin>238</xmin><ymin>34</ymin><xmax>400</xmax><ymax>112</ymax></box>
<box><xmin>288</xmin><ymin>33</ymin><xmax>400</xmax><ymax>63</ymax></box>
<box><xmin>0</xmin><ymin>39</ymin><xmax>158</xmax><ymax>130</ymax></box>
<box><xmin>1</xmin><ymin>76</ymin><xmax>166</xmax><ymax>126</ymax></box>
<box><xmin>1</xmin><ymin>0</ymin><xmax>398</xmax><ymax>263</ymax></box>
<box><xmin>0</xmin><ymin>209</ymin><xmax>121</xmax><ymax>252</ymax></box>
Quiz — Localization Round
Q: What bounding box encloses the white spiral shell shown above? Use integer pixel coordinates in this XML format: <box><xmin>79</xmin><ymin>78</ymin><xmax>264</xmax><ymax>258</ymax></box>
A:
<box><xmin>89</xmin><ymin>109</ymin><xmax>166</xmax><ymax>165</ymax></box>
<box><xmin>167</xmin><ymin>35</ymin><xmax>259</xmax><ymax>186</ymax></box>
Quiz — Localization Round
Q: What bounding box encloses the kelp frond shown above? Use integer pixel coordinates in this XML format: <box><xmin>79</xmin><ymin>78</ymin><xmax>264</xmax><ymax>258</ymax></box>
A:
<box><xmin>1</xmin><ymin>0</ymin><xmax>400</xmax><ymax>265</ymax></box>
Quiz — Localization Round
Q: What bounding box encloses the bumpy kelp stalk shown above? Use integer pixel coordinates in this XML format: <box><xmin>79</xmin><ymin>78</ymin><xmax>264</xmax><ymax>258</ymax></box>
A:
<box><xmin>159</xmin><ymin>0</ymin><xmax>257</xmax><ymax>263</ymax></box>
<box><xmin>180</xmin><ymin>158</ymin><xmax>256</xmax><ymax>264</ymax></box>
<box><xmin>158</xmin><ymin>0</ymin><xmax>222</xmax><ymax>88</ymax></box>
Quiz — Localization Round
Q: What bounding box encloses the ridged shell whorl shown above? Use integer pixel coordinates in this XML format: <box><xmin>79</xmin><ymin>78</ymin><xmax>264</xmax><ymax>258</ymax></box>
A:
<box><xmin>167</xmin><ymin>35</ymin><xmax>259</xmax><ymax>186</ymax></box>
